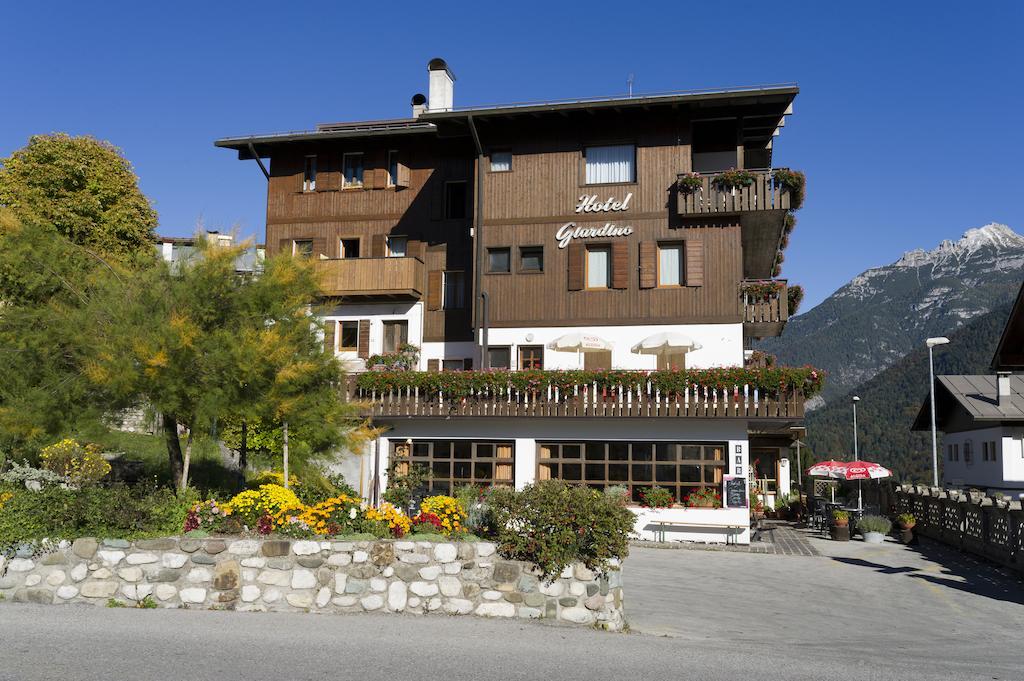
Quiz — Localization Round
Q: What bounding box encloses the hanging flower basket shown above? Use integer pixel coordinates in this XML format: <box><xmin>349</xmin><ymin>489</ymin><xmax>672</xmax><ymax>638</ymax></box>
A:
<box><xmin>677</xmin><ymin>172</ymin><xmax>704</xmax><ymax>193</ymax></box>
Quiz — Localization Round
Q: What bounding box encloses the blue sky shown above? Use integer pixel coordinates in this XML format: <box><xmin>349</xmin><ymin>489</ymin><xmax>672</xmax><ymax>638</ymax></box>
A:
<box><xmin>2</xmin><ymin>1</ymin><xmax>1021</xmax><ymax>308</ymax></box>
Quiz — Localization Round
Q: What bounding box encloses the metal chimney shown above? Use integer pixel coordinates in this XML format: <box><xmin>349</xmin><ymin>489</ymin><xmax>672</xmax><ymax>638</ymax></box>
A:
<box><xmin>411</xmin><ymin>93</ymin><xmax>427</xmax><ymax>118</ymax></box>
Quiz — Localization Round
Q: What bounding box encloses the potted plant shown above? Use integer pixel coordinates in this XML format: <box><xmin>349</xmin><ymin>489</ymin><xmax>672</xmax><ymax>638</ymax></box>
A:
<box><xmin>857</xmin><ymin>515</ymin><xmax>892</xmax><ymax>544</ymax></box>
<box><xmin>896</xmin><ymin>512</ymin><xmax>916</xmax><ymax>544</ymax></box>
<box><xmin>639</xmin><ymin>486</ymin><xmax>674</xmax><ymax>509</ymax></box>
<box><xmin>683</xmin><ymin>487</ymin><xmax>722</xmax><ymax>509</ymax></box>
<box><xmin>749</xmin><ymin>487</ymin><xmax>765</xmax><ymax>520</ymax></box>
<box><xmin>830</xmin><ymin>510</ymin><xmax>850</xmax><ymax>541</ymax></box>
<box><xmin>677</xmin><ymin>172</ymin><xmax>704</xmax><ymax>193</ymax></box>
<box><xmin>713</xmin><ymin>168</ymin><xmax>756</xmax><ymax>191</ymax></box>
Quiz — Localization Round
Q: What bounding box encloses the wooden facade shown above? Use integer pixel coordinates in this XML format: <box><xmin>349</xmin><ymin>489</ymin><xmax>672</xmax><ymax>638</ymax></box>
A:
<box><xmin>216</xmin><ymin>84</ymin><xmax>797</xmax><ymax>346</ymax></box>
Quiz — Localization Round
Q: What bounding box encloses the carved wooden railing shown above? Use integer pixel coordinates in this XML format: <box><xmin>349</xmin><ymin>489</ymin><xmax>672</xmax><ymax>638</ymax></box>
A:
<box><xmin>677</xmin><ymin>170</ymin><xmax>790</xmax><ymax>215</ymax></box>
<box><xmin>345</xmin><ymin>376</ymin><xmax>806</xmax><ymax>419</ymax></box>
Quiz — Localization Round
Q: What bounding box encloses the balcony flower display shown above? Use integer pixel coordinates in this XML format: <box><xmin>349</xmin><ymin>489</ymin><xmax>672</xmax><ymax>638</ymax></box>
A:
<box><xmin>677</xmin><ymin>172</ymin><xmax>704</xmax><ymax>193</ymax></box>
<box><xmin>771</xmin><ymin>167</ymin><xmax>806</xmax><ymax>209</ymax></box>
<box><xmin>712</xmin><ymin>168</ymin><xmax>756</xmax><ymax>189</ymax></box>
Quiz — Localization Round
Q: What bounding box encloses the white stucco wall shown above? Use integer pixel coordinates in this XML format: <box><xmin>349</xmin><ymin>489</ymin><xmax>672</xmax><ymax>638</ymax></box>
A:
<box><xmin>481</xmin><ymin>323</ymin><xmax>744</xmax><ymax>370</ymax></box>
<box><xmin>322</xmin><ymin>301</ymin><xmax>424</xmax><ymax>370</ymax></box>
<box><xmin>942</xmin><ymin>426</ymin><xmax>1024</xmax><ymax>492</ymax></box>
<box><xmin>371</xmin><ymin>417</ymin><xmax>751</xmax><ymax>544</ymax></box>
<box><xmin>420</xmin><ymin>341</ymin><xmax>479</xmax><ymax>369</ymax></box>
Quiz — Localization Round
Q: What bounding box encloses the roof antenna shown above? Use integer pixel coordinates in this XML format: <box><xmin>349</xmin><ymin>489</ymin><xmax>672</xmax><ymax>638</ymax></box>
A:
<box><xmin>627</xmin><ymin>73</ymin><xmax>634</xmax><ymax>97</ymax></box>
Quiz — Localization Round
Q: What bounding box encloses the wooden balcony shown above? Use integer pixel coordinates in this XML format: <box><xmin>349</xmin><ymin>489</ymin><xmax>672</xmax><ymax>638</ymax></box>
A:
<box><xmin>742</xmin><ymin>280</ymin><xmax>789</xmax><ymax>339</ymax></box>
<box><xmin>676</xmin><ymin>170</ymin><xmax>791</xmax><ymax>216</ymax></box>
<box><xmin>313</xmin><ymin>256</ymin><xmax>424</xmax><ymax>299</ymax></box>
<box><xmin>345</xmin><ymin>376</ymin><xmax>806</xmax><ymax>420</ymax></box>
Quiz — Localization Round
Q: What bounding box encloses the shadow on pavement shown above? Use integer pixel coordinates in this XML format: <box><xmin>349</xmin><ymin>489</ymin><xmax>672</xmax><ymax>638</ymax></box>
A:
<box><xmin>830</xmin><ymin>543</ymin><xmax>1024</xmax><ymax>607</ymax></box>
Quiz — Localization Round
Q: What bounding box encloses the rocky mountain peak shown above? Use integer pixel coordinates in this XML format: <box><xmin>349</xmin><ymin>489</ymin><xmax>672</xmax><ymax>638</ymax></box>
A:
<box><xmin>894</xmin><ymin>223</ymin><xmax>1024</xmax><ymax>268</ymax></box>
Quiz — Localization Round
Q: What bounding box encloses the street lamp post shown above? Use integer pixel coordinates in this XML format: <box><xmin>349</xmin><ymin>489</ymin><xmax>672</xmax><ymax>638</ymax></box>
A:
<box><xmin>926</xmin><ymin>337</ymin><xmax>950</xmax><ymax>488</ymax></box>
<box><xmin>852</xmin><ymin>396</ymin><xmax>860</xmax><ymax>461</ymax></box>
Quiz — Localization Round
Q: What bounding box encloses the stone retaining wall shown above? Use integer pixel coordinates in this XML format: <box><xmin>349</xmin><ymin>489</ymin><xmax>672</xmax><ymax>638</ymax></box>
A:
<box><xmin>0</xmin><ymin>537</ymin><xmax>624</xmax><ymax>630</ymax></box>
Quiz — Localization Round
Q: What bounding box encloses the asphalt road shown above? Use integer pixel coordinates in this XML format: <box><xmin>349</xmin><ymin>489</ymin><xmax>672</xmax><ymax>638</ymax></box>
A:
<box><xmin>0</xmin><ymin>600</ymin><xmax>1020</xmax><ymax>681</ymax></box>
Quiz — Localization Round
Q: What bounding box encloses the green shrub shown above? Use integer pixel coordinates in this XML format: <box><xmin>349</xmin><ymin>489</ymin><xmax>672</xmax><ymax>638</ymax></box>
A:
<box><xmin>0</xmin><ymin>482</ymin><xmax>194</xmax><ymax>544</ymax></box>
<box><xmin>857</xmin><ymin>515</ymin><xmax>892</xmax><ymax>534</ymax></box>
<box><xmin>487</xmin><ymin>480</ymin><xmax>633</xmax><ymax>581</ymax></box>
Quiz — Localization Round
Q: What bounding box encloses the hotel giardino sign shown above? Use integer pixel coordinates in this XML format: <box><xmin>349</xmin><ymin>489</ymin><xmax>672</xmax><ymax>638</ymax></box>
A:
<box><xmin>557</xmin><ymin>193</ymin><xmax>634</xmax><ymax>248</ymax></box>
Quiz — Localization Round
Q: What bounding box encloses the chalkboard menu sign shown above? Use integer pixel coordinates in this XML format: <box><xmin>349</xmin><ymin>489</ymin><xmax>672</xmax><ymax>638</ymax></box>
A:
<box><xmin>723</xmin><ymin>476</ymin><xmax>747</xmax><ymax>509</ymax></box>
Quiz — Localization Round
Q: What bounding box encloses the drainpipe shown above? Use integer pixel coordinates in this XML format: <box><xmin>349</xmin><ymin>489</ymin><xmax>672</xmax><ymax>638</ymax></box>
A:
<box><xmin>467</xmin><ymin>114</ymin><xmax>488</xmax><ymax>368</ymax></box>
<box><xmin>480</xmin><ymin>291</ymin><xmax>490</xmax><ymax>369</ymax></box>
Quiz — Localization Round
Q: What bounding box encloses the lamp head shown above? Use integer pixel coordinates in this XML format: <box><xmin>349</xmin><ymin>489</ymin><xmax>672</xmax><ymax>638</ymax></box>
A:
<box><xmin>926</xmin><ymin>337</ymin><xmax>950</xmax><ymax>348</ymax></box>
<box><xmin>852</xmin><ymin>395</ymin><xmax>860</xmax><ymax>402</ymax></box>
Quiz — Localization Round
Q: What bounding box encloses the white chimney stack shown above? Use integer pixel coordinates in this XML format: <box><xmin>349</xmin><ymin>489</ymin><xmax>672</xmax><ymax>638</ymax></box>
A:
<box><xmin>997</xmin><ymin>371</ymin><xmax>1012</xmax><ymax>409</ymax></box>
<box><xmin>427</xmin><ymin>58</ymin><xmax>455</xmax><ymax>112</ymax></box>
<box><xmin>411</xmin><ymin>93</ymin><xmax>427</xmax><ymax>118</ymax></box>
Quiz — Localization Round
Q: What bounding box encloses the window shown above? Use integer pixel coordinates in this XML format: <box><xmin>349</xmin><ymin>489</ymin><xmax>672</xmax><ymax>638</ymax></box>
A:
<box><xmin>520</xmin><ymin>246</ymin><xmax>543</xmax><ymax>272</ymax></box>
<box><xmin>586</xmin><ymin>246</ymin><xmax>610</xmax><ymax>289</ymax></box>
<box><xmin>343</xmin><ymin>153</ymin><xmax>364</xmax><ymax>188</ymax></box>
<box><xmin>984</xmin><ymin>440</ymin><xmax>998</xmax><ymax>462</ymax></box>
<box><xmin>443</xmin><ymin>271</ymin><xmax>465</xmax><ymax>309</ymax></box>
<box><xmin>442</xmin><ymin>359</ymin><xmax>466</xmax><ymax>371</ymax></box>
<box><xmin>584</xmin><ymin>350</ymin><xmax>612</xmax><ymax>371</ymax></box>
<box><xmin>490</xmin><ymin>151</ymin><xmax>512</xmax><ymax>172</ymax></box>
<box><xmin>487</xmin><ymin>247</ymin><xmax>510</xmax><ymax>273</ymax></box>
<box><xmin>519</xmin><ymin>345</ymin><xmax>543</xmax><ymax>370</ymax></box>
<box><xmin>444</xmin><ymin>181</ymin><xmax>468</xmax><ymax>219</ymax></box>
<box><xmin>339</xmin><ymin>321</ymin><xmax>359</xmax><ymax>352</ymax></box>
<box><xmin>292</xmin><ymin>240</ymin><xmax>314</xmax><ymax>258</ymax></box>
<box><xmin>658</xmin><ymin>242</ymin><xmax>683</xmax><ymax>287</ymax></box>
<box><xmin>340</xmin><ymin>238</ymin><xmax>360</xmax><ymax>259</ymax></box>
<box><xmin>487</xmin><ymin>346</ymin><xmax>511</xmax><ymax>369</ymax></box>
<box><xmin>657</xmin><ymin>352</ymin><xmax>686</xmax><ymax>371</ymax></box>
<box><xmin>387</xmin><ymin>150</ymin><xmax>399</xmax><ymax>187</ymax></box>
<box><xmin>964</xmin><ymin>440</ymin><xmax>973</xmax><ymax>464</ymax></box>
<box><xmin>302</xmin><ymin>156</ymin><xmax>317</xmax><ymax>191</ymax></box>
<box><xmin>386</xmin><ymin>236</ymin><xmax>407</xmax><ymax>258</ymax></box>
<box><xmin>538</xmin><ymin>441</ymin><xmax>724</xmax><ymax>503</ymax></box>
<box><xmin>991</xmin><ymin>440</ymin><xmax>998</xmax><ymax>461</ymax></box>
<box><xmin>382</xmin><ymin>320</ymin><xmax>408</xmax><ymax>354</ymax></box>
<box><xmin>584</xmin><ymin>144</ymin><xmax>635</xmax><ymax>184</ymax></box>
<box><xmin>392</xmin><ymin>440</ymin><xmax>514</xmax><ymax>495</ymax></box>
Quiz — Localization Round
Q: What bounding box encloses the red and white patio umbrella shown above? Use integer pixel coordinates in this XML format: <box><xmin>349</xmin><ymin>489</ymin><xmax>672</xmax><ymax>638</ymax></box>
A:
<box><xmin>806</xmin><ymin>460</ymin><xmax>892</xmax><ymax>511</ymax></box>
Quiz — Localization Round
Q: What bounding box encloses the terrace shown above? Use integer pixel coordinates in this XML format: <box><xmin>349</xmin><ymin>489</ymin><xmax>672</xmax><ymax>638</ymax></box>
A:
<box><xmin>312</xmin><ymin>256</ymin><xmax>424</xmax><ymax>299</ymax></box>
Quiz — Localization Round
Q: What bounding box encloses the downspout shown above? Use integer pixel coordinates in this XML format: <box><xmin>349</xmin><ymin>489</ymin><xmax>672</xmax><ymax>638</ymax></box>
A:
<box><xmin>467</xmin><ymin>115</ymin><xmax>489</xmax><ymax>368</ymax></box>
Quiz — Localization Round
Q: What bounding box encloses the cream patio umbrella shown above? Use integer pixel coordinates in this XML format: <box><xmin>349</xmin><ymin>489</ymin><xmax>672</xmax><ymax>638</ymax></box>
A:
<box><xmin>631</xmin><ymin>332</ymin><xmax>702</xmax><ymax>369</ymax></box>
<box><xmin>546</xmin><ymin>332</ymin><xmax>614</xmax><ymax>369</ymax></box>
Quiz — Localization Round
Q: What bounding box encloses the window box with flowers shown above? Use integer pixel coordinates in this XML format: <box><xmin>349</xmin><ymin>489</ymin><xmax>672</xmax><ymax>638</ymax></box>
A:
<box><xmin>683</xmin><ymin>487</ymin><xmax>722</xmax><ymax>508</ymax></box>
<box><xmin>677</xmin><ymin>172</ymin><xmax>705</xmax><ymax>193</ymax></box>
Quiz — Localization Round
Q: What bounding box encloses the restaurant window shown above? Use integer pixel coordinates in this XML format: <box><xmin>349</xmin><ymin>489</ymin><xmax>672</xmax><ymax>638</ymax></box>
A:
<box><xmin>292</xmin><ymin>239</ymin><xmax>314</xmax><ymax>258</ymax></box>
<box><xmin>444</xmin><ymin>181</ymin><xmax>468</xmax><ymax>219</ymax></box>
<box><xmin>519</xmin><ymin>345</ymin><xmax>543</xmax><ymax>370</ymax></box>
<box><xmin>340</xmin><ymin>238</ymin><xmax>360</xmax><ymax>259</ymax></box>
<box><xmin>537</xmin><ymin>441</ymin><xmax>725</xmax><ymax>503</ymax></box>
<box><xmin>387</xmin><ymin>150</ymin><xmax>399</xmax><ymax>186</ymax></box>
<box><xmin>490</xmin><ymin>151</ymin><xmax>512</xmax><ymax>172</ymax></box>
<box><xmin>382</xmin><ymin>320</ymin><xmax>408</xmax><ymax>354</ymax></box>
<box><xmin>343</xmin><ymin>152</ymin><xmax>364</xmax><ymax>188</ymax></box>
<box><xmin>520</xmin><ymin>245</ymin><xmax>543</xmax><ymax>272</ymax></box>
<box><xmin>392</xmin><ymin>440</ymin><xmax>515</xmax><ymax>495</ymax></box>
<box><xmin>386</xmin><ymin>235</ymin><xmax>407</xmax><ymax>257</ymax></box>
<box><xmin>443</xmin><ymin>271</ymin><xmax>465</xmax><ymax>309</ymax></box>
<box><xmin>658</xmin><ymin>242</ymin><xmax>683</xmax><ymax>287</ymax></box>
<box><xmin>339</xmin><ymin>321</ymin><xmax>359</xmax><ymax>352</ymax></box>
<box><xmin>586</xmin><ymin>245</ymin><xmax>610</xmax><ymax>289</ymax></box>
<box><xmin>584</xmin><ymin>144</ymin><xmax>635</xmax><ymax>185</ymax></box>
<box><xmin>487</xmin><ymin>247</ymin><xmax>510</xmax><ymax>273</ymax></box>
<box><xmin>487</xmin><ymin>346</ymin><xmax>511</xmax><ymax>370</ymax></box>
<box><xmin>302</xmin><ymin>156</ymin><xmax>317</xmax><ymax>192</ymax></box>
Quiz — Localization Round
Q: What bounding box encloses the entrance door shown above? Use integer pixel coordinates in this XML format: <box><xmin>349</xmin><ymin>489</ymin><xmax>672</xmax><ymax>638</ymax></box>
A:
<box><xmin>382</xmin><ymin>320</ymin><xmax>408</xmax><ymax>353</ymax></box>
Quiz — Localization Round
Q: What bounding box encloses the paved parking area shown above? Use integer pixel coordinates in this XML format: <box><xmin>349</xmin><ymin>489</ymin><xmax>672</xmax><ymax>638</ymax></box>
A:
<box><xmin>624</xmin><ymin>527</ymin><xmax>1024</xmax><ymax>677</ymax></box>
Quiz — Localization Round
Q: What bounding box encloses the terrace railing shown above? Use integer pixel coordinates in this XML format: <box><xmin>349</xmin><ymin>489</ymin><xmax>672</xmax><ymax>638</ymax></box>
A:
<box><xmin>895</xmin><ymin>486</ymin><xmax>1024</xmax><ymax>575</ymax></box>
<box><xmin>344</xmin><ymin>375</ymin><xmax>805</xmax><ymax>419</ymax></box>
<box><xmin>742</xmin><ymin>280</ymin><xmax>789</xmax><ymax>325</ymax></box>
<box><xmin>677</xmin><ymin>170</ymin><xmax>791</xmax><ymax>215</ymax></box>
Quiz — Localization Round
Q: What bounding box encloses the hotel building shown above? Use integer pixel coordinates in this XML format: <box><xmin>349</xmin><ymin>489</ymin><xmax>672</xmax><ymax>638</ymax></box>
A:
<box><xmin>216</xmin><ymin>59</ymin><xmax>808</xmax><ymax>543</ymax></box>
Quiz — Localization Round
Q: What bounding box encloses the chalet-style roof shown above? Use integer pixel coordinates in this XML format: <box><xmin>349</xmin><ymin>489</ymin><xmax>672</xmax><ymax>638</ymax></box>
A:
<box><xmin>911</xmin><ymin>375</ymin><xmax>1024</xmax><ymax>431</ymax></box>
<box><xmin>214</xmin><ymin>84</ymin><xmax>797</xmax><ymax>160</ymax></box>
<box><xmin>991</xmin><ymin>279</ymin><xmax>1024</xmax><ymax>371</ymax></box>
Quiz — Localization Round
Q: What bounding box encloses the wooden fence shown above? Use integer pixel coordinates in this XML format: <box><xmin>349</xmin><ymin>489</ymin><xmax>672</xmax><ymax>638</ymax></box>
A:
<box><xmin>895</xmin><ymin>486</ymin><xmax>1024</xmax><ymax>575</ymax></box>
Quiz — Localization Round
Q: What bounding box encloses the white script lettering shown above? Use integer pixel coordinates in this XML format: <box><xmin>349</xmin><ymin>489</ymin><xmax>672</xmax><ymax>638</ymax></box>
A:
<box><xmin>574</xmin><ymin>193</ymin><xmax>633</xmax><ymax>214</ymax></box>
<box><xmin>555</xmin><ymin>222</ymin><xmax>634</xmax><ymax>249</ymax></box>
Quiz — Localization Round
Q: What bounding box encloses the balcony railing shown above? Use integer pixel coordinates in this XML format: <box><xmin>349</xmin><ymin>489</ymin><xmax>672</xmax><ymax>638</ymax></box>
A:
<box><xmin>742</xmin><ymin>280</ymin><xmax>789</xmax><ymax>328</ymax></box>
<box><xmin>313</xmin><ymin>256</ymin><xmax>424</xmax><ymax>298</ymax></box>
<box><xmin>677</xmin><ymin>170</ymin><xmax>791</xmax><ymax>215</ymax></box>
<box><xmin>344</xmin><ymin>376</ymin><xmax>806</xmax><ymax>420</ymax></box>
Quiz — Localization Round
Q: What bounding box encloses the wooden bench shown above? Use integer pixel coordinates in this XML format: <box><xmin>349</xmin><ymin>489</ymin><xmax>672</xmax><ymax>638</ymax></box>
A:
<box><xmin>649</xmin><ymin>520</ymin><xmax>748</xmax><ymax>544</ymax></box>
